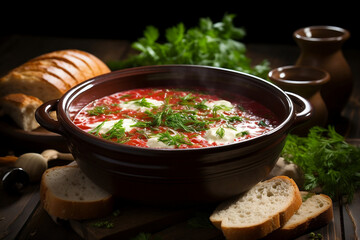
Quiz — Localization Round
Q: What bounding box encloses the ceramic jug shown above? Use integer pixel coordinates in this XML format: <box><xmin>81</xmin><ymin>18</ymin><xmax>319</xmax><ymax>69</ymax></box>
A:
<box><xmin>268</xmin><ymin>65</ymin><xmax>330</xmax><ymax>136</ymax></box>
<box><xmin>293</xmin><ymin>26</ymin><xmax>352</xmax><ymax>121</ymax></box>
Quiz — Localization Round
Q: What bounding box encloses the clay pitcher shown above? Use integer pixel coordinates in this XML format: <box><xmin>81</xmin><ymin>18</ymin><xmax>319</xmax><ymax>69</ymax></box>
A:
<box><xmin>293</xmin><ymin>26</ymin><xmax>352</xmax><ymax>121</ymax></box>
<box><xmin>268</xmin><ymin>65</ymin><xmax>330</xmax><ymax>136</ymax></box>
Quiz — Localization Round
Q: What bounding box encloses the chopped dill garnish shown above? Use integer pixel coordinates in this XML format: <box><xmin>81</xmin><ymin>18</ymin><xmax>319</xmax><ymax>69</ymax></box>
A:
<box><xmin>91</xmin><ymin>220</ymin><xmax>114</xmax><ymax>229</ymax></box>
<box><xmin>179</xmin><ymin>93</ymin><xmax>196</xmax><ymax>105</ymax></box>
<box><xmin>87</xmin><ymin>105</ymin><xmax>109</xmax><ymax>116</ymax></box>
<box><xmin>102</xmin><ymin>119</ymin><xmax>128</xmax><ymax>142</ymax></box>
<box><xmin>258</xmin><ymin>120</ymin><xmax>268</xmax><ymax>127</ymax></box>
<box><xmin>216</xmin><ymin>127</ymin><xmax>225</xmax><ymax>138</ymax></box>
<box><xmin>212</xmin><ymin>104</ymin><xmax>232</xmax><ymax>117</ymax></box>
<box><xmin>88</xmin><ymin>120</ymin><xmax>107</xmax><ymax>135</ymax></box>
<box><xmin>130</xmin><ymin>97</ymin><xmax>154</xmax><ymax>108</ymax></box>
<box><xmin>157</xmin><ymin>131</ymin><xmax>193</xmax><ymax>147</ymax></box>
<box><xmin>236</xmin><ymin>131</ymin><xmax>249</xmax><ymax>137</ymax></box>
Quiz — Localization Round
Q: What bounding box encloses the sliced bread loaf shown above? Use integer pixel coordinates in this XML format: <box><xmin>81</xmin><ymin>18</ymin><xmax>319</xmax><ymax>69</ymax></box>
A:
<box><xmin>0</xmin><ymin>49</ymin><xmax>111</xmax><ymax>131</ymax></box>
<box><xmin>40</xmin><ymin>165</ymin><xmax>114</xmax><ymax>220</ymax></box>
<box><xmin>0</xmin><ymin>49</ymin><xmax>111</xmax><ymax>102</ymax></box>
<box><xmin>265</xmin><ymin>191</ymin><xmax>333</xmax><ymax>240</ymax></box>
<box><xmin>209</xmin><ymin>176</ymin><xmax>302</xmax><ymax>240</ymax></box>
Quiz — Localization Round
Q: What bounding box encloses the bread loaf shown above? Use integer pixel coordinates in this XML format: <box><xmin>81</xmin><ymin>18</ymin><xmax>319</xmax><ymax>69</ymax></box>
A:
<box><xmin>0</xmin><ymin>49</ymin><xmax>111</xmax><ymax>131</ymax></box>
<box><xmin>265</xmin><ymin>191</ymin><xmax>333</xmax><ymax>240</ymax></box>
<box><xmin>40</xmin><ymin>165</ymin><xmax>114</xmax><ymax>220</ymax></box>
<box><xmin>0</xmin><ymin>93</ymin><xmax>43</xmax><ymax>131</ymax></box>
<box><xmin>0</xmin><ymin>49</ymin><xmax>111</xmax><ymax>102</ymax></box>
<box><xmin>209</xmin><ymin>176</ymin><xmax>302</xmax><ymax>240</ymax></box>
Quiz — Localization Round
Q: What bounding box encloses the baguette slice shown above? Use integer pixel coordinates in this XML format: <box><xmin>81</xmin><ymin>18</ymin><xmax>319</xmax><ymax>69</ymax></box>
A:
<box><xmin>0</xmin><ymin>93</ymin><xmax>43</xmax><ymax>131</ymax></box>
<box><xmin>40</xmin><ymin>165</ymin><xmax>114</xmax><ymax>220</ymax></box>
<box><xmin>210</xmin><ymin>176</ymin><xmax>302</xmax><ymax>240</ymax></box>
<box><xmin>265</xmin><ymin>191</ymin><xmax>333</xmax><ymax>240</ymax></box>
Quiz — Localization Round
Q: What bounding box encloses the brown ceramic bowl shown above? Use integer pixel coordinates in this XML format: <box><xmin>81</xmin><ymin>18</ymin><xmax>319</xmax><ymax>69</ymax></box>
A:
<box><xmin>35</xmin><ymin>65</ymin><xmax>311</xmax><ymax>205</ymax></box>
<box><xmin>268</xmin><ymin>65</ymin><xmax>330</xmax><ymax>135</ymax></box>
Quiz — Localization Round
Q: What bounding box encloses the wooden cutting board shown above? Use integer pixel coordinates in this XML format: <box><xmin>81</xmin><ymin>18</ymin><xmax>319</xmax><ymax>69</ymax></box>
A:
<box><xmin>68</xmin><ymin>202</ymin><xmax>222</xmax><ymax>240</ymax></box>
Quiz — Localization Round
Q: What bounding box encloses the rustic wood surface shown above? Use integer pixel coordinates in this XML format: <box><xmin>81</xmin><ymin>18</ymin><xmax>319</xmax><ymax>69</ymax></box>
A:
<box><xmin>0</xmin><ymin>34</ymin><xmax>359</xmax><ymax>240</ymax></box>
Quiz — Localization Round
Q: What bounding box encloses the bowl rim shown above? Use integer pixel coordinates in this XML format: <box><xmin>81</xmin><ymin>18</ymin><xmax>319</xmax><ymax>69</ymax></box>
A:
<box><xmin>268</xmin><ymin>65</ymin><xmax>330</xmax><ymax>86</ymax></box>
<box><xmin>57</xmin><ymin>64</ymin><xmax>295</xmax><ymax>154</ymax></box>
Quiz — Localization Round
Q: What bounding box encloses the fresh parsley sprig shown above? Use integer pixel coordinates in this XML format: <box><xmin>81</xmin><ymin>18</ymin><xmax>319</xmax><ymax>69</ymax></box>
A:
<box><xmin>108</xmin><ymin>14</ymin><xmax>270</xmax><ymax>79</ymax></box>
<box><xmin>281</xmin><ymin>125</ymin><xmax>360</xmax><ymax>202</ymax></box>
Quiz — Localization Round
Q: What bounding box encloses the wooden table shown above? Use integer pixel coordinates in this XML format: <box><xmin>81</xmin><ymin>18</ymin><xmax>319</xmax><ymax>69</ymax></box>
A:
<box><xmin>0</xmin><ymin>34</ymin><xmax>359</xmax><ymax>240</ymax></box>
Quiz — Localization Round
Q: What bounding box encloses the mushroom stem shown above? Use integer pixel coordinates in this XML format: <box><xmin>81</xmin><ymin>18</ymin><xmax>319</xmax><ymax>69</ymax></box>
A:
<box><xmin>41</xmin><ymin>149</ymin><xmax>74</xmax><ymax>161</ymax></box>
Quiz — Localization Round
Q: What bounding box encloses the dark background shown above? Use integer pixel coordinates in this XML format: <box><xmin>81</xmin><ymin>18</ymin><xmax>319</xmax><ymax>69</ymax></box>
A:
<box><xmin>1</xmin><ymin>1</ymin><xmax>359</xmax><ymax>49</ymax></box>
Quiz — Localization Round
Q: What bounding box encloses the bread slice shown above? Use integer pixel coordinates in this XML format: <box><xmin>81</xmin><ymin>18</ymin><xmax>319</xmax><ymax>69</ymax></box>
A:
<box><xmin>209</xmin><ymin>176</ymin><xmax>302</xmax><ymax>240</ymax></box>
<box><xmin>0</xmin><ymin>93</ymin><xmax>43</xmax><ymax>131</ymax></box>
<box><xmin>265</xmin><ymin>191</ymin><xmax>333</xmax><ymax>240</ymax></box>
<box><xmin>40</xmin><ymin>165</ymin><xmax>114</xmax><ymax>220</ymax></box>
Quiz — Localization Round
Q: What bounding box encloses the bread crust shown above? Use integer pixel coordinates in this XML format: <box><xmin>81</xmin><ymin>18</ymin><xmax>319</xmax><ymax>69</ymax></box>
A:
<box><xmin>31</xmin><ymin>49</ymin><xmax>110</xmax><ymax>82</ymax></box>
<box><xmin>18</xmin><ymin>60</ymin><xmax>78</xmax><ymax>87</ymax></box>
<box><xmin>15</xmin><ymin>64</ymin><xmax>73</xmax><ymax>89</ymax></box>
<box><xmin>210</xmin><ymin>176</ymin><xmax>302</xmax><ymax>240</ymax></box>
<box><xmin>0</xmin><ymin>49</ymin><xmax>110</xmax><ymax>106</ymax></box>
<box><xmin>0</xmin><ymin>93</ymin><xmax>43</xmax><ymax>131</ymax></box>
<box><xmin>264</xmin><ymin>192</ymin><xmax>333</xmax><ymax>240</ymax></box>
<box><xmin>1</xmin><ymin>93</ymin><xmax>43</xmax><ymax>108</ymax></box>
<box><xmin>40</xmin><ymin>165</ymin><xmax>114</xmax><ymax>220</ymax></box>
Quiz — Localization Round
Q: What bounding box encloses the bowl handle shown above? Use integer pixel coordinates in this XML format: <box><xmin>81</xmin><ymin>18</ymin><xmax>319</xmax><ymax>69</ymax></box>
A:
<box><xmin>286</xmin><ymin>91</ymin><xmax>312</xmax><ymax>125</ymax></box>
<box><xmin>35</xmin><ymin>99</ymin><xmax>64</xmax><ymax>135</ymax></box>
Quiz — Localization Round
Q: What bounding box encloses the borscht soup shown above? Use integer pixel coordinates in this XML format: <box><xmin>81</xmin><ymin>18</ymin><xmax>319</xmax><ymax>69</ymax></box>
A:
<box><xmin>73</xmin><ymin>88</ymin><xmax>278</xmax><ymax>149</ymax></box>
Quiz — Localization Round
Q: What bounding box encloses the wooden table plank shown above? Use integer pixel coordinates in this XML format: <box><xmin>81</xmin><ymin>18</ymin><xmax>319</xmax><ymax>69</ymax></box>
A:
<box><xmin>342</xmin><ymin>138</ymin><xmax>360</xmax><ymax>240</ymax></box>
<box><xmin>0</xmin><ymin>184</ymin><xmax>40</xmax><ymax>240</ymax></box>
<box><xmin>342</xmin><ymin>192</ymin><xmax>360</xmax><ymax>240</ymax></box>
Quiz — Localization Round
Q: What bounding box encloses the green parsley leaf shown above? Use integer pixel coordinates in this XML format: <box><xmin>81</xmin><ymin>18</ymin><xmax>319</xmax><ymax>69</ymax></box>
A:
<box><xmin>107</xmin><ymin>14</ymin><xmax>270</xmax><ymax>79</ymax></box>
<box><xmin>281</xmin><ymin>125</ymin><xmax>360</xmax><ymax>202</ymax></box>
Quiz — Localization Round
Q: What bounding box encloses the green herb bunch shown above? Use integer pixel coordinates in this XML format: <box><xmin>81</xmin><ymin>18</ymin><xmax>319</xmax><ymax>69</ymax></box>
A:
<box><xmin>108</xmin><ymin>14</ymin><xmax>270</xmax><ymax>79</ymax></box>
<box><xmin>281</xmin><ymin>126</ymin><xmax>360</xmax><ymax>202</ymax></box>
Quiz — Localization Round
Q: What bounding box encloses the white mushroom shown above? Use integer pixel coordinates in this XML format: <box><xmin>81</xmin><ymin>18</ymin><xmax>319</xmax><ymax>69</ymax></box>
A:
<box><xmin>14</xmin><ymin>150</ymin><xmax>74</xmax><ymax>182</ymax></box>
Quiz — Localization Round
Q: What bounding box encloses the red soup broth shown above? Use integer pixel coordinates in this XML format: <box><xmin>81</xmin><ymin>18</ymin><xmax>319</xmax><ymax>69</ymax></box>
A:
<box><xmin>72</xmin><ymin>88</ymin><xmax>279</xmax><ymax>149</ymax></box>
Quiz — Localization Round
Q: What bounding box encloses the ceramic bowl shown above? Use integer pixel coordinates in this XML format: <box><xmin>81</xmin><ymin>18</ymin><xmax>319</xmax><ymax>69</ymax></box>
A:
<box><xmin>268</xmin><ymin>65</ymin><xmax>330</xmax><ymax>95</ymax></box>
<box><xmin>36</xmin><ymin>65</ymin><xmax>311</xmax><ymax>205</ymax></box>
<box><xmin>268</xmin><ymin>65</ymin><xmax>330</xmax><ymax>135</ymax></box>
